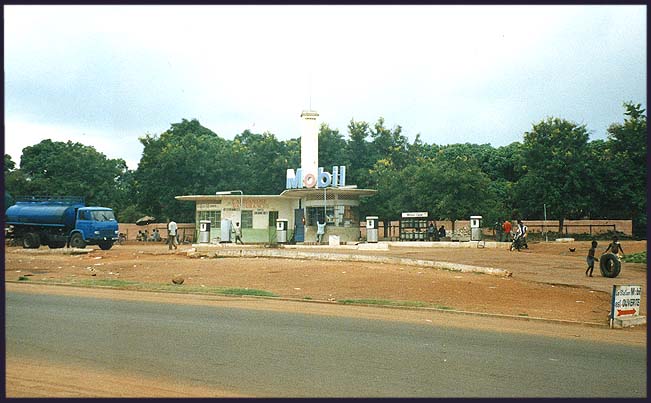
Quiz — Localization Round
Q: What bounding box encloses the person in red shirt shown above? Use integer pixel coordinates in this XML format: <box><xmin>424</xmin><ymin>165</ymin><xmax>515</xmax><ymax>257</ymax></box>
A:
<box><xmin>502</xmin><ymin>220</ymin><xmax>512</xmax><ymax>242</ymax></box>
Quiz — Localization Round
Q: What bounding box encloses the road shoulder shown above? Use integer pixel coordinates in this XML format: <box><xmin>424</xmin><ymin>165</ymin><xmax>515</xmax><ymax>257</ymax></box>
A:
<box><xmin>7</xmin><ymin>282</ymin><xmax>646</xmax><ymax>347</ymax></box>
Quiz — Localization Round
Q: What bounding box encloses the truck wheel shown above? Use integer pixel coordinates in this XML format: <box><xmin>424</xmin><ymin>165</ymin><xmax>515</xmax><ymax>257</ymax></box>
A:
<box><xmin>98</xmin><ymin>241</ymin><xmax>113</xmax><ymax>250</ymax></box>
<box><xmin>70</xmin><ymin>233</ymin><xmax>86</xmax><ymax>249</ymax></box>
<box><xmin>600</xmin><ymin>253</ymin><xmax>621</xmax><ymax>278</ymax></box>
<box><xmin>48</xmin><ymin>241</ymin><xmax>66</xmax><ymax>249</ymax></box>
<box><xmin>22</xmin><ymin>233</ymin><xmax>41</xmax><ymax>249</ymax></box>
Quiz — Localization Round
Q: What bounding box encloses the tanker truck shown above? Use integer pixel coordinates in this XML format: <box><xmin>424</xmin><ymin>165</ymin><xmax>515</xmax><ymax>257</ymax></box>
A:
<box><xmin>5</xmin><ymin>196</ymin><xmax>119</xmax><ymax>250</ymax></box>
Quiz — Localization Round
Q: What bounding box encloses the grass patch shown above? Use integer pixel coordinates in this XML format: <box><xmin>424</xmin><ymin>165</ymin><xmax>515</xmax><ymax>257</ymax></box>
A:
<box><xmin>622</xmin><ymin>251</ymin><xmax>646</xmax><ymax>264</ymax></box>
<box><xmin>46</xmin><ymin>278</ymin><xmax>279</xmax><ymax>297</ymax></box>
<box><xmin>17</xmin><ymin>276</ymin><xmax>30</xmax><ymax>281</ymax></box>
<box><xmin>517</xmin><ymin>313</ymin><xmax>529</xmax><ymax>317</ymax></box>
<box><xmin>77</xmin><ymin>279</ymin><xmax>140</xmax><ymax>287</ymax></box>
<box><xmin>338</xmin><ymin>298</ymin><xmax>431</xmax><ymax>308</ymax></box>
<box><xmin>218</xmin><ymin>288</ymin><xmax>278</xmax><ymax>297</ymax></box>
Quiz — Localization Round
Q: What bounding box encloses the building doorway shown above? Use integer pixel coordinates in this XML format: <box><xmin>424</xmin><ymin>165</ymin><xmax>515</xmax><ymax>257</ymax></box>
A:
<box><xmin>268</xmin><ymin>211</ymin><xmax>278</xmax><ymax>243</ymax></box>
<box><xmin>293</xmin><ymin>208</ymin><xmax>304</xmax><ymax>242</ymax></box>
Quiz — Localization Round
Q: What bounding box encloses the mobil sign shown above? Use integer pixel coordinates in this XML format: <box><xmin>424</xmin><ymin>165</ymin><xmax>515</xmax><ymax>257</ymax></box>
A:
<box><xmin>286</xmin><ymin>166</ymin><xmax>346</xmax><ymax>189</ymax></box>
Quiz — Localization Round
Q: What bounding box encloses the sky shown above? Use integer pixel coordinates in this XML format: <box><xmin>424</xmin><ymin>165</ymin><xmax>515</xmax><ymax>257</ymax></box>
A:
<box><xmin>4</xmin><ymin>4</ymin><xmax>647</xmax><ymax>170</ymax></box>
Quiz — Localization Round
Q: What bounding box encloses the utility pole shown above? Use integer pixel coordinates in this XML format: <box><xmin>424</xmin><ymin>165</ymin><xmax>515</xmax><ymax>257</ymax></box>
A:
<box><xmin>544</xmin><ymin>203</ymin><xmax>548</xmax><ymax>242</ymax></box>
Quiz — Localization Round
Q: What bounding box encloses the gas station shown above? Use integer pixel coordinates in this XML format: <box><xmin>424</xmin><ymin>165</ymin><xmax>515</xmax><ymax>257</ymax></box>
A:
<box><xmin>176</xmin><ymin>109</ymin><xmax>376</xmax><ymax>244</ymax></box>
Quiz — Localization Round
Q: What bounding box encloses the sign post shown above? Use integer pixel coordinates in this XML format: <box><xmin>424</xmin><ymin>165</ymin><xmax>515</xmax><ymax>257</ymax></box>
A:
<box><xmin>610</xmin><ymin>284</ymin><xmax>643</xmax><ymax>328</ymax></box>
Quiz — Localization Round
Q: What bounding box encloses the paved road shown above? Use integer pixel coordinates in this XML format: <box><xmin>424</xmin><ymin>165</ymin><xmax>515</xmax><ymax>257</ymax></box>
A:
<box><xmin>6</xmin><ymin>291</ymin><xmax>646</xmax><ymax>397</ymax></box>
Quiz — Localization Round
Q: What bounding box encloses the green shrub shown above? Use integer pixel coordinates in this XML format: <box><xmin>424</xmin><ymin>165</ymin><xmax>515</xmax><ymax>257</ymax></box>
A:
<box><xmin>622</xmin><ymin>251</ymin><xmax>646</xmax><ymax>264</ymax></box>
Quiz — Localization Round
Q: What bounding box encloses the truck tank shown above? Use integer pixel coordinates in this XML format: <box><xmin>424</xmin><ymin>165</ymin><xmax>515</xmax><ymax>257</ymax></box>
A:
<box><xmin>5</xmin><ymin>202</ymin><xmax>82</xmax><ymax>228</ymax></box>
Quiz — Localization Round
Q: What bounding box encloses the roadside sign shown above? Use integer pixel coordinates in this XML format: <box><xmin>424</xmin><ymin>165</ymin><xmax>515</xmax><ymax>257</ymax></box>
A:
<box><xmin>401</xmin><ymin>212</ymin><xmax>428</xmax><ymax>218</ymax></box>
<box><xmin>610</xmin><ymin>285</ymin><xmax>642</xmax><ymax>323</ymax></box>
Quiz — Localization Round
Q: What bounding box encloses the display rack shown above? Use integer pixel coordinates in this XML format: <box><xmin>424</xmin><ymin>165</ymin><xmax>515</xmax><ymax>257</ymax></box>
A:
<box><xmin>399</xmin><ymin>212</ymin><xmax>428</xmax><ymax>241</ymax></box>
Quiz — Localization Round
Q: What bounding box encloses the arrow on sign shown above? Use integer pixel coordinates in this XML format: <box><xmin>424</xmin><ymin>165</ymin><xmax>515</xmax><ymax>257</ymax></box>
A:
<box><xmin>617</xmin><ymin>309</ymin><xmax>637</xmax><ymax>316</ymax></box>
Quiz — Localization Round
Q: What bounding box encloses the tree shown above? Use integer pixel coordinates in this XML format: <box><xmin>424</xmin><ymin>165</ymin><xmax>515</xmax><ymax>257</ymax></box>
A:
<box><xmin>135</xmin><ymin>119</ymin><xmax>230</xmax><ymax>222</ymax></box>
<box><xmin>410</xmin><ymin>156</ymin><xmax>501</xmax><ymax>226</ymax></box>
<box><xmin>343</xmin><ymin>119</ymin><xmax>373</xmax><ymax>189</ymax></box>
<box><xmin>369</xmin><ymin>117</ymin><xmax>410</xmax><ymax>171</ymax></box>
<box><xmin>318</xmin><ymin>123</ymin><xmax>348</xmax><ymax>169</ymax></box>
<box><xmin>363</xmin><ymin>157</ymin><xmax>408</xmax><ymax>220</ymax></box>
<box><xmin>4</xmin><ymin>154</ymin><xmax>16</xmax><ymax>173</ymax></box>
<box><xmin>233</xmin><ymin>130</ymin><xmax>295</xmax><ymax>194</ymax></box>
<box><xmin>514</xmin><ymin>118</ymin><xmax>594</xmax><ymax>229</ymax></box>
<box><xmin>13</xmin><ymin>140</ymin><xmax>128</xmax><ymax>208</ymax></box>
<box><xmin>602</xmin><ymin>102</ymin><xmax>647</xmax><ymax>237</ymax></box>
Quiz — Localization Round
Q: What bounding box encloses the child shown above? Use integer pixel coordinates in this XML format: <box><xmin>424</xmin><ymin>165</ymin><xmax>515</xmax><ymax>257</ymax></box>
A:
<box><xmin>585</xmin><ymin>240</ymin><xmax>599</xmax><ymax>277</ymax></box>
<box><xmin>603</xmin><ymin>236</ymin><xmax>624</xmax><ymax>258</ymax></box>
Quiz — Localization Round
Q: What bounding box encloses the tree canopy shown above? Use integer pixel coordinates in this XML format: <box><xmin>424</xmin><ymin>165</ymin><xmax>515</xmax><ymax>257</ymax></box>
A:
<box><xmin>4</xmin><ymin>102</ymin><xmax>647</xmax><ymax>238</ymax></box>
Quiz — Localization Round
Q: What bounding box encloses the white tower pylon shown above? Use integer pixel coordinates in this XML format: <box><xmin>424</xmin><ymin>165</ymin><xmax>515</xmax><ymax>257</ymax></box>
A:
<box><xmin>300</xmin><ymin>109</ymin><xmax>319</xmax><ymax>181</ymax></box>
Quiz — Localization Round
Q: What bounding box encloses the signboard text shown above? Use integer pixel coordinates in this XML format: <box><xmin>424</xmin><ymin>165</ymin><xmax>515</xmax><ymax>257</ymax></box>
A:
<box><xmin>286</xmin><ymin>166</ymin><xmax>347</xmax><ymax>189</ymax></box>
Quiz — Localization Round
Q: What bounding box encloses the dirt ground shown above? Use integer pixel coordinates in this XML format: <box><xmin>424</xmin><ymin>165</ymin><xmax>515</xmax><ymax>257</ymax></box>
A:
<box><xmin>5</xmin><ymin>239</ymin><xmax>647</xmax><ymax>324</ymax></box>
<box><xmin>4</xmin><ymin>239</ymin><xmax>647</xmax><ymax>397</ymax></box>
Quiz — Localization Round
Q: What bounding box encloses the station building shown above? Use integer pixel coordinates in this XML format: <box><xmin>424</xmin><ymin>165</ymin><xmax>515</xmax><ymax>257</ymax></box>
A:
<box><xmin>175</xmin><ymin>110</ymin><xmax>376</xmax><ymax>243</ymax></box>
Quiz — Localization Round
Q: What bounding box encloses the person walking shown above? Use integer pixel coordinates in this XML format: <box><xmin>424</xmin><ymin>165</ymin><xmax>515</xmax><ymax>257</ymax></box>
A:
<box><xmin>585</xmin><ymin>240</ymin><xmax>599</xmax><ymax>277</ymax></box>
<box><xmin>515</xmin><ymin>220</ymin><xmax>528</xmax><ymax>249</ymax></box>
<box><xmin>494</xmin><ymin>219</ymin><xmax>503</xmax><ymax>242</ymax></box>
<box><xmin>167</xmin><ymin>219</ymin><xmax>178</xmax><ymax>250</ymax></box>
<box><xmin>502</xmin><ymin>219</ymin><xmax>512</xmax><ymax>242</ymax></box>
<box><xmin>234</xmin><ymin>222</ymin><xmax>244</xmax><ymax>245</ymax></box>
<box><xmin>316</xmin><ymin>219</ymin><xmax>326</xmax><ymax>244</ymax></box>
<box><xmin>438</xmin><ymin>225</ymin><xmax>446</xmax><ymax>239</ymax></box>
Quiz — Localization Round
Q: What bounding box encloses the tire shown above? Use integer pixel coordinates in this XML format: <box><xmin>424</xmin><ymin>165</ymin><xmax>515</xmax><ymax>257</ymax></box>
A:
<box><xmin>69</xmin><ymin>233</ymin><xmax>86</xmax><ymax>249</ymax></box>
<box><xmin>22</xmin><ymin>233</ymin><xmax>41</xmax><ymax>249</ymax></box>
<box><xmin>600</xmin><ymin>253</ymin><xmax>621</xmax><ymax>278</ymax></box>
<box><xmin>48</xmin><ymin>241</ymin><xmax>66</xmax><ymax>249</ymax></box>
<box><xmin>98</xmin><ymin>241</ymin><xmax>113</xmax><ymax>250</ymax></box>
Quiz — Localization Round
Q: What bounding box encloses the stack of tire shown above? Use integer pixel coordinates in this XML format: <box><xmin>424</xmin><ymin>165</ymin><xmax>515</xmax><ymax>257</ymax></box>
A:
<box><xmin>599</xmin><ymin>253</ymin><xmax>621</xmax><ymax>278</ymax></box>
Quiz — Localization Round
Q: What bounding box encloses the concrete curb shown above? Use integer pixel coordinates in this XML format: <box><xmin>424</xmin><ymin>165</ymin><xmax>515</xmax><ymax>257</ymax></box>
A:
<box><xmin>189</xmin><ymin>247</ymin><xmax>513</xmax><ymax>277</ymax></box>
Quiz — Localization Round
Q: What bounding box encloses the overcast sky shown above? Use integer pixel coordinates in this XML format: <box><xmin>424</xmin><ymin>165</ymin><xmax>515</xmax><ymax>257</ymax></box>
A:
<box><xmin>4</xmin><ymin>5</ymin><xmax>647</xmax><ymax>170</ymax></box>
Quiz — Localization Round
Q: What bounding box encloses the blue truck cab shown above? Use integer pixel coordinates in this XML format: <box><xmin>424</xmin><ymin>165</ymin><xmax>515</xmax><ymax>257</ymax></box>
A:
<box><xmin>5</xmin><ymin>196</ymin><xmax>119</xmax><ymax>250</ymax></box>
<box><xmin>71</xmin><ymin>207</ymin><xmax>119</xmax><ymax>249</ymax></box>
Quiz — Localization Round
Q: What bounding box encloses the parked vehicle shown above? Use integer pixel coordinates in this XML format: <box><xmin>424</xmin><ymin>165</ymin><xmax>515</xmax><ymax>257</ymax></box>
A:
<box><xmin>5</xmin><ymin>196</ymin><xmax>119</xmax><ymax>250</ymax></box>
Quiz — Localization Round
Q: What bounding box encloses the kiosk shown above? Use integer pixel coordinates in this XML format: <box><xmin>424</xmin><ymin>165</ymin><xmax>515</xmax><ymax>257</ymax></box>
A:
<box><xmin>400</xmin><ymin>212</ymin><xmax>428</xmax><ymax>241</ymax></box>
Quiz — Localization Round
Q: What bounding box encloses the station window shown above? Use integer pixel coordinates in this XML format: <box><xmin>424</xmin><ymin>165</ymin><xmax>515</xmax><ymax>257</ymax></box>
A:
<box><xmin>197</xmin><ymin>210</ymin><xmax>221</xmax><ymax>227</ymax></box>
<box><xmin>241</xmin><ymin>210</ymin><xmax>253</xmax><ymax>229</ymax></box>
<box><xmin>306</xmin><ymin>207</ymin><xmax>332</xmax><ymax>226</ymax></box>
<box><xmin>307</xmin><ymin>205</ymin><xmax>360</xmax><ymax>227</ymax></box>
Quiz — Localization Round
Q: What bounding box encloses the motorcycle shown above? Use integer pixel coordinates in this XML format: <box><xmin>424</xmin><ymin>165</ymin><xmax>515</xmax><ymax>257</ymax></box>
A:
<box><xmin>510</xmin><ymin>234</ymin><xmax>527</xmax><ymax>251</ymax></box>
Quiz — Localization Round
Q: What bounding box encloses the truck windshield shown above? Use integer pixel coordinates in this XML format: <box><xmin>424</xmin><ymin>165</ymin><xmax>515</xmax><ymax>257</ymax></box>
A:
<box><xmin>90</xmin><ymin>210</ymin><xmax>116</xmax><ymax>222</ymax></box>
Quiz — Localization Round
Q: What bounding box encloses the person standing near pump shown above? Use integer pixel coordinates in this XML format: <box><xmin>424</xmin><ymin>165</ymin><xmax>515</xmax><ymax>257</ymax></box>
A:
<box><xmin>316</xmin><ymin>219</ymin><xmax>326</xmax><ymax>244</ymax></box>
<box><xmin>167</xmin><ymin>219</ymin><xmax>178</xmax><ymax>250</ymax></box>
<box><xmin>234</xmin><ymin>222</ymin><xmax>244</xmax><ymax>245</ymax></box>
